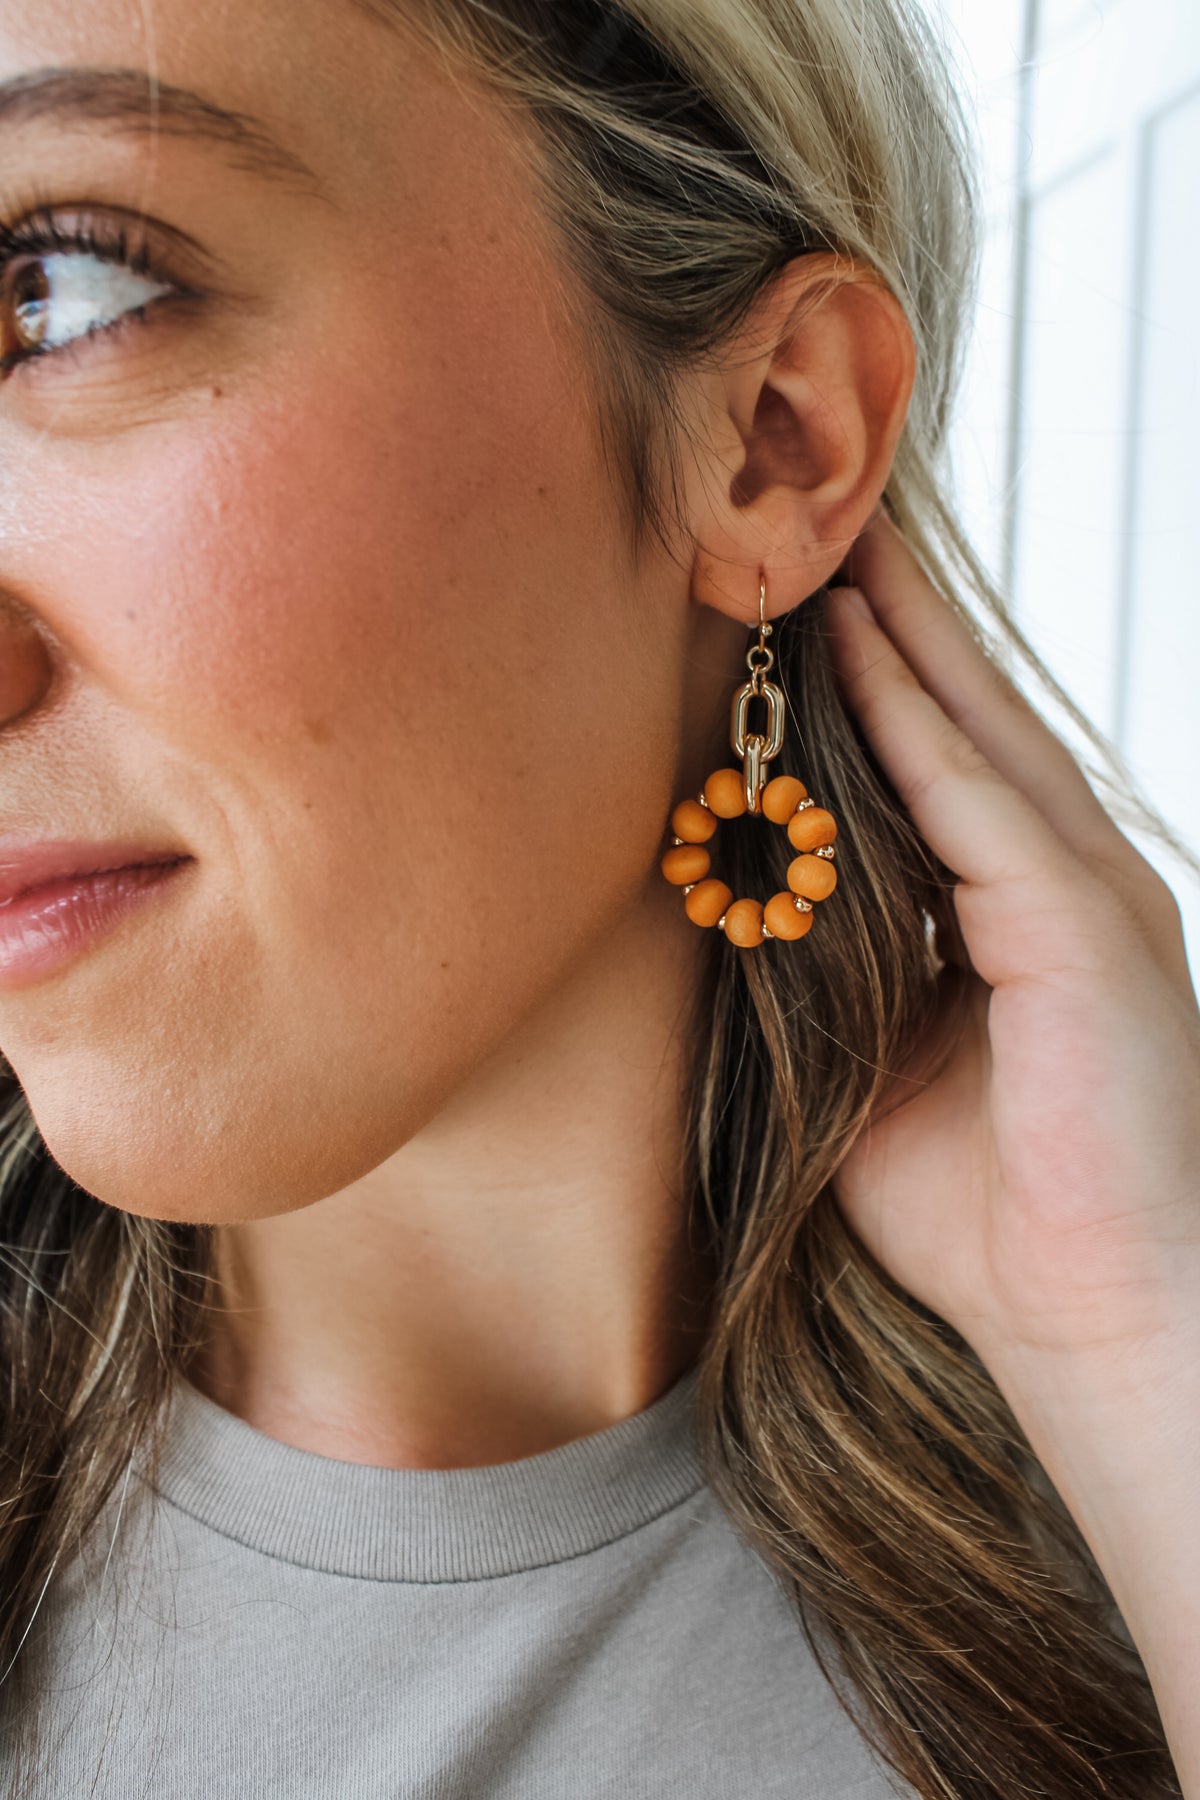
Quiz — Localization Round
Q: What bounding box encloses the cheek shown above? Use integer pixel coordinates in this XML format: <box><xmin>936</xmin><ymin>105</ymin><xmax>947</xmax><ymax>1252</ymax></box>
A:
<box><xmin>107</xmin><ymin>344</ymin><xmax>643</xmax><ymax>878</ymax></box>
<box><xmin>56</xmin><ymin>256</ymin><xmax>627</xmax><ymax>774</ymax></box>
<box><xmin>9</xmin><ymin>323</ymin><xmax>679</xmax><ymax>1220</ymax></box>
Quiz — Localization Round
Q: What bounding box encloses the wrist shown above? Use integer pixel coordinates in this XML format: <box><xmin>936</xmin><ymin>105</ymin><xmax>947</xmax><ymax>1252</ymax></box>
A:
<box><xmin>974</xmin><ymin>1315</ymin><xmax>1200</xmax><ymax>1639</ymax></box>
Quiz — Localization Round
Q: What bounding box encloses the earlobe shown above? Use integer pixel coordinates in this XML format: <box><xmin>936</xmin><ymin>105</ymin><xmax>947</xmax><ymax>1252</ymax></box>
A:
<box><xmin>687</xmin><ymin>253</ymin><xmax>916</xmax><ymax>624</ymax></box>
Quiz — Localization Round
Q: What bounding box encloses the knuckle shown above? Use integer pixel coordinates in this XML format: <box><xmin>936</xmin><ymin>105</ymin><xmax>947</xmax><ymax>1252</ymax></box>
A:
<box><xmin>901</xmin><ymin>723</ymin><xmax>994</xmax><ymax>813</ymax></box>
<box><xmin>1140</xmin><ymin>862</ymin><xmax>1184</xmax><ymax>922</ymax></box>
<box><xmin>1084</xmin><ymin>824</ymin><xmax>1188</xmax><ymax>937</ymax></box>
<box><xmin>939</xmin><ymin>718</ymin><xmax>994</xmax><ymax>781</ymax></box>
<box><xmin>1112</xmin><ymin>860</ymin><xmax>1187</xmax><ymax>944</ymax></box>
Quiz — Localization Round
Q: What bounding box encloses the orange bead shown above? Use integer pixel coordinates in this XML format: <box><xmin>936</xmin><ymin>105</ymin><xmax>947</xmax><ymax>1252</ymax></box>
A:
<box><xmin>671</xmin><ymin>798</ymin><xmax>717</xmax><ymax>844</ymax></box>
<box><xmin>786</xmin><ymin>853</ymin><xmax>837</xmax><ymax>902</ymax></box>
<box><xmin>684</xmin><ymin>878</ymin><xmax>733</xmax><ymax>928</ymax></box>
<box><xmin>786</xmin><ymin>806</ymin><xmax>838</xmax><ymax>853</ymax></box>
<box><xmin>761</xmin><ymin>776</ymin><xmax>808</xmax><ymax>824</ymax></box>
<box><xmin>763</xmin><ymin>890</ymin><xmax>814</xmax><ymax>940</ymax></box>
<box><xmin>661</xmin><ymin>844</ymin><xmax>711</xmax><ymax>886</ymax></box>
<box><xmin>722</xmin><ymin>897</ymin><xmax>765</xmax><ymax>947</ymax></box>
<box><xmin>703</xmin><ymin>767</ymin><xmax>747</xmax><ymax>819</ymax></box>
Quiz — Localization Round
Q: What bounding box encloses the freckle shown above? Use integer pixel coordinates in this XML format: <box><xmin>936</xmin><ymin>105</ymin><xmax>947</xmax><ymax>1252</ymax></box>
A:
<box><xmin>303</xmin><ymin>717</ymin><xmax>333</xmax><ymax>745</ymax></box>
<box><xmin>210</xmin><ymin>385</ymin><xmax>223</xmax><ymax>401</ymax></box>
<box><xmin>125</xmin><ymin>609</ymin><xmax>137</xmax><ymax>621</ymax></box>
<box><xmin>536</xmin><ymin>486</ymin><xmax>548</xmax><ymax>498</ymax></box>
<box><xmin>440</xmin><ymin>960</ymin><xmax>450</xmax><ymax>970</ymax></box>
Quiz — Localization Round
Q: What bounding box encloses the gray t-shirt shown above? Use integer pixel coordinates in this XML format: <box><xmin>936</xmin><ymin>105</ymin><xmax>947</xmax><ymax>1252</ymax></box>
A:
<box><xmin>22</xmin><ymin>1366</ymin><xmax>915</xmax><ymax>1797</ymax></box>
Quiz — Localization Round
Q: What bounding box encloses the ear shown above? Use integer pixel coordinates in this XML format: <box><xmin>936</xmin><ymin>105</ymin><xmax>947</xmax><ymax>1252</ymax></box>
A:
<box><xmin>680</xmin><ymin>251</ymin><xmax>916</xmax><ymax>625</ymax></box>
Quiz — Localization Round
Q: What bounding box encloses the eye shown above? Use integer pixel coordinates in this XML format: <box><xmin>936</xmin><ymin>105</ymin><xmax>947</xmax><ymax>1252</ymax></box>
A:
<box><xmin>9</xmin><ymin>251</ymin><xmax>174</xmax><ymax>352</ymax></box>
<box><xmin>0</xmin><ymin>213</ymin><xmax>183</xmax><ymax>375</ymax></box>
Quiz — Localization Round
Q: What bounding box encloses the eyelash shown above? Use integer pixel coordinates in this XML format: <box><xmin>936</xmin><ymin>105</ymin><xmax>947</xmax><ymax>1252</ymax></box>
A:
<box><xmin>0</xmin><ymin>207</ymin><xmax>189</xmax><ymax>378</ymax></box>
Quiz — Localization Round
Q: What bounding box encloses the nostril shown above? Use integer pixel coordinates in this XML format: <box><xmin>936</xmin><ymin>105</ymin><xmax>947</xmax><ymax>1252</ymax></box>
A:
<box><xmin>0</xmin><ymin>613</ymin><xmax>53</xmax><ymax>730</ymax></box>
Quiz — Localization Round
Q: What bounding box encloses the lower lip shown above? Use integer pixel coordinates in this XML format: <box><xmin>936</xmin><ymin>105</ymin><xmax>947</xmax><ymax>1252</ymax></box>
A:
<box><xmin>0</xmin><ymin>859</ymin><xmax>192</xmax><ymax>990</ymax></box>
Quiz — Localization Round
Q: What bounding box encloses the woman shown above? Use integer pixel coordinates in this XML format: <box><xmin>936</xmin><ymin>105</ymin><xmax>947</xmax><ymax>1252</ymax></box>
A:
<box><xmin>0</xmin><ymin>0</ymin><xmax>1196</xmax><ymax>1793</ymax></box>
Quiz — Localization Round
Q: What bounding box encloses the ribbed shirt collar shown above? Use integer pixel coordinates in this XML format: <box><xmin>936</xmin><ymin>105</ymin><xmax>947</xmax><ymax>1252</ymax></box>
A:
<box><xmin>143</xmin><ymin>1366</ymin><xmax>705</xmax><ymax>1583</ymax></box>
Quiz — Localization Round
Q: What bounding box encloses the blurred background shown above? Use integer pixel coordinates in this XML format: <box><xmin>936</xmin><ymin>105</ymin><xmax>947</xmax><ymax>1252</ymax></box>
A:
<box><xmin>926</xmin><ymin>0</ymin><xmax>1200</xmax><ymax>973</ymax></box>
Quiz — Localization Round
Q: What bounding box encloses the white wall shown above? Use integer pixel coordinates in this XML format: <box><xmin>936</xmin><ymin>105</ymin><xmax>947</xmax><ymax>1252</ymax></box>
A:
<box><xmin>927</xmin><ymin>0</ymin><xmax>1200</xmax><ymax>976</ymax></box>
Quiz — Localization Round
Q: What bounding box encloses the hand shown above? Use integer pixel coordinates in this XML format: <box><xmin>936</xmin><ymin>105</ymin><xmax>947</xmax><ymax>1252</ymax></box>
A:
<box><xmin>824</xmin><ymin>511</ymin><xmax>1200</xmax><ymax>1372</ymax></box>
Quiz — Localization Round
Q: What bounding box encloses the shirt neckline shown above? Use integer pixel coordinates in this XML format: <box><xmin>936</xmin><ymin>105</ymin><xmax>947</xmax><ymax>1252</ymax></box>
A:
<box><xmin>143</xmin><ymin>1365</ymin><xmax>706</xmax><ymax>1583</ymax></box>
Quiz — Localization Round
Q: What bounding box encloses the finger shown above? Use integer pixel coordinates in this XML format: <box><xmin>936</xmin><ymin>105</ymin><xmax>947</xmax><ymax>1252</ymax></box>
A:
<box><xmin>839</xmin><ymin>512</ymin><xmax>1135</xmax><ymax>882</ymax></box>
<box><xmin>825</xmin><ymin>582</ymin><xmax>1108</xmax><ymax>984</ymax></box>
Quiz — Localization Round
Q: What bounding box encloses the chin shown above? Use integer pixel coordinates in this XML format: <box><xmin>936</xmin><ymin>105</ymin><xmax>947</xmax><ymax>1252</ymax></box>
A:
<box><xmin>23</xmin><ymin>1079</ymin><xmax>311</xmax><ymax>1227</ymax></box>
<box><xmin>21</xmin><ymin>1036</ymin><xmax>444</xmax><ymax>1226</ymax></box>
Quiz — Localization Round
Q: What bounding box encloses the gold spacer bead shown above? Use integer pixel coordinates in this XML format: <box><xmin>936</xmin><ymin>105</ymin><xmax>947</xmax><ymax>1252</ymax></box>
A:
<box><xmin>681</xmin><ymin>883</ymin><xmax>697</xmax><ymax>896</ymax></box>
<box><xmin>696</xmin><ymin>792</ymin><xmax>710</xmax><ymax>809</ymax></box>
<box><xmin>794</xmin><ymin>896</ymin><xmax>813</xmax><ymax>913</ymax></box>
<box><xmin>795</xmin><ymin>797</ymin><xmax>816</xmax><ymax>811</ymax></box>
<box><xmin>761</xmin><ymin>924</ymin><xmax>775</xmax><ymax>939</ymax></box>
<box><xmin>716</xmin><ymin>914</ymin><xmax>727</xmax><ymax>930</ymax></box>
<box><xmin>814</xmin><ymin>845</ymin><xmax>835</xmax><ymax>858</ymax></box>
<box><xmin>671</xmin><ymin>836</ymin><xmax>685</xmax><ymax>846</ymax></box>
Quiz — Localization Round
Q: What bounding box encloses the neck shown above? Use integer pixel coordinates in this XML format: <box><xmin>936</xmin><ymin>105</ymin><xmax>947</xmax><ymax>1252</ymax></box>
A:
<box><xmin>186</xmin><ymin>881</ymin><xmax>716</xmax><ymax>1469</ymax></box>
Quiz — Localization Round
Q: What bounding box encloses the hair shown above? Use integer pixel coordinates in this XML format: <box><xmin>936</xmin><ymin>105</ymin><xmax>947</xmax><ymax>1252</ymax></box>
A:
<box><xmin>1</xmin><ymin>0</ymin><xmax>1196</xmax><ymax>1793</ymax></box>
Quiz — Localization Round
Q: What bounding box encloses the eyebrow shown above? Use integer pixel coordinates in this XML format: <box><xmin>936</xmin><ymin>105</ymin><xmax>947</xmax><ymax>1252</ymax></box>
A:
<box><xmin>0</xmin><ymin>68</ymin><xmax>323</xmax><ymax>193</ymax></box>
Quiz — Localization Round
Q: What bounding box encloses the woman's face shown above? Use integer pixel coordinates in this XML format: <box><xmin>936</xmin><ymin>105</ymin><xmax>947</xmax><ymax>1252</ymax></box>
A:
<box><xmin>0</xmin><ymin>0</ymin><xmax>717</xmax><ymax>1219</ymax></box>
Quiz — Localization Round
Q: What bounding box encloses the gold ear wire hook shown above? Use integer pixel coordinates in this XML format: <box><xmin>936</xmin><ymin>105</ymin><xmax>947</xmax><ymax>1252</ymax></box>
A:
<box><xmin>731</xmin><ymin>570</ymin><xmax>784</xmax><ymax>812</ymax></box>
<box><xmin>745</xmin><ymin>571</ymin><xmax>776</xmax><ymax>694</ymax></box>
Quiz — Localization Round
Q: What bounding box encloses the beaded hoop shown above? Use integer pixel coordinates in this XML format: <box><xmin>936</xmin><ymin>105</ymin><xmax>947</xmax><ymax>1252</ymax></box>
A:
<box><xmin>661</xmin><ymin>772</ymin><xmax>837</xmax><ymax>947</ymax></box>
<box><xmin>659</xmin><ymin>572</ymin><xmax>838</xmax><ymax>948</ymax></box>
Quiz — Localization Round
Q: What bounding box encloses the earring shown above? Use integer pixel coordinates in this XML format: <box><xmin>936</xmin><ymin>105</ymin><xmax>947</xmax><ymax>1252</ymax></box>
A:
<box><xmin>660</xmin><ymin>571</ymin><xmax>839</xmax><ymax>948</ymax></box>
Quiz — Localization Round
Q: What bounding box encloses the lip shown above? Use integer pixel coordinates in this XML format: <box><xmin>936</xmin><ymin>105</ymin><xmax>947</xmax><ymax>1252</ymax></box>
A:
<box><xmin>0</xmin><ymin>842</ymin><xmax>193</xmax><ymax>990</ymax></box>
<box><xmin>0</xmin><ymin>840</ymin><xmax>189</xmax><ymax>907</ymax></box>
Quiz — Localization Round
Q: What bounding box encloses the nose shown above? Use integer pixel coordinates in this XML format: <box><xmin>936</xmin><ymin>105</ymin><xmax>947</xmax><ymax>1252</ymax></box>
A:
<box><xmin>0</xmin><ymin>596</ymin><xmax>53</xmax><ymax>728</ymax></box>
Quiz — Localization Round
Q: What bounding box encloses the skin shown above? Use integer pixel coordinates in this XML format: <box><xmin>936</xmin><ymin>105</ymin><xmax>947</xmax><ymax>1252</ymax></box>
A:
<box><xmin>825</xmin><ymin>528</ymin><xmax>1200</xmax><ymax>1790</ymax></box>
<box><xmin>5</xmin><ymin>2</ymin><xmax>1200</xmax><ymax>1781</ymax></box>
<box><xmin>0</xmin><ymin>0</ymin><xmax>911</xmax><ymax>1464</ymax></box>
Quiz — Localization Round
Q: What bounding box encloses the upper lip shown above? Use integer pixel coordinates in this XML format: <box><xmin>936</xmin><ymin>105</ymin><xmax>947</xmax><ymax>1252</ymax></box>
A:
<box><xmin>0</xmin><ymin>841</ymin><xmax>190</xmax><ymax>909</ymax></box>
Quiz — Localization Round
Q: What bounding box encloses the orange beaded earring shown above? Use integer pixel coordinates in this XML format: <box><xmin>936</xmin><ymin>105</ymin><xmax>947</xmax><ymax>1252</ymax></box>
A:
<box><xmin>660</xmin><ymin>572</ymin><xmax>838</xmax><ymax>948</ymax></box>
